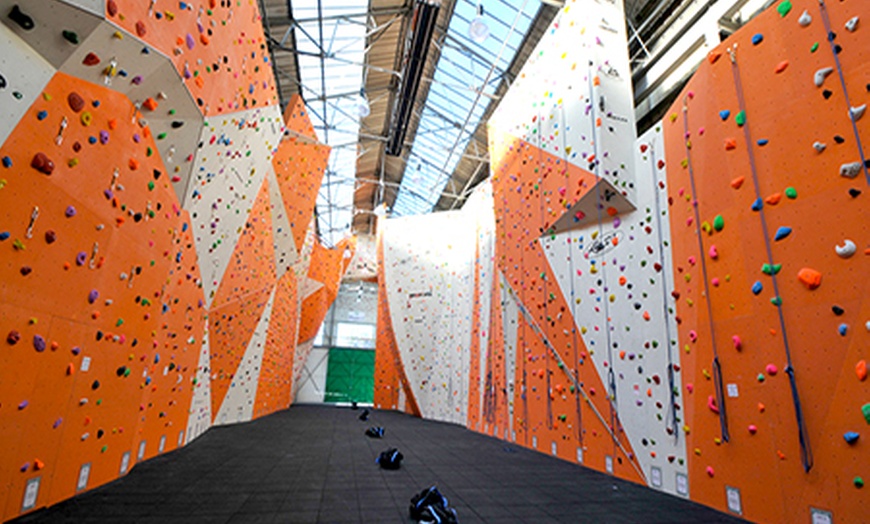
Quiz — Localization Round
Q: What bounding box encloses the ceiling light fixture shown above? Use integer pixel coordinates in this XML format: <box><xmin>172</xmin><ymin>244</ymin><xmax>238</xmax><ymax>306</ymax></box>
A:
<box><xmin>357</xmin><ymin>87</ymin><xmax>370</xmax><ymax>118</ymax></box>
<box><xmin>468</xmin><ymin>4</ymin><xmax>489</xmax><ymax>44</ymax></box>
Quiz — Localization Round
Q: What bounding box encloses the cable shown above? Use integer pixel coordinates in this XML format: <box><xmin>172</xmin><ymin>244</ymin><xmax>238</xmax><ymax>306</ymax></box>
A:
<box><xmin>681</xmin><ymin>96</ymin><xmax>730</xmax><ymax>443</ymax></box>
<box><xmin>727</xmin><ymin>45</ymin><xmax>812</xmax><ymax>472</ymax></box>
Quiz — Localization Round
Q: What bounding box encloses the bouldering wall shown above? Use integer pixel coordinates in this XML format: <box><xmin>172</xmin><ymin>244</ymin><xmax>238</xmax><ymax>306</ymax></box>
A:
<box><xmin>374</xmin><ymin>0</ymin><xmax>867</xmax><ymax>522</ymax></box>
<box><xmin>0</xmin><ymin>0</ymin><xmax>339</xmax><ymax>519</ymax></box>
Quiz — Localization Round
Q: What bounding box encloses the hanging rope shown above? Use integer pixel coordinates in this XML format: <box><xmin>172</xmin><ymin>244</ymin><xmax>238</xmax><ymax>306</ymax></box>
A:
<box><xmin>727</xmin><ymin>45</ymin><xmax>812</xmax><ymax>472</ymax></box>
<box><xmin>681</xmin><ymin>96</ymin><xmax>730</xmax><ymax>443</ymax></box>
<box><xmin>534</xmin><ymin>105</ymin><xmax>555</xmax><ymax>431</ymax></box>
<box><xmin>817</xmin><ymin>0</ymin><xmax>869</xmax><ymax>185</ymax></box>
<box><xmin>647</xmin><ymin>140</ymin><xmax>680</xmax><ymax>442</ymax></box>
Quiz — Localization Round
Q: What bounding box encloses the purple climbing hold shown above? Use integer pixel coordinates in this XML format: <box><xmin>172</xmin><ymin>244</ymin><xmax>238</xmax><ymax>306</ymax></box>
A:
<box><xmin>71</xmin><ymin>346</ymin><xmax>81</xmax><ymax>355</ymax></box>
<box><xmin>18</xmin><ymin>400</ymin><xmax>28</xmax><ymax>410</ymax></box>
<box><xmin>33</xmin><ymin>335</ymin><xmax>46</xmax><ymax>352</ymax></box>
<box><xmin>104</xmin><ymin>189</ymin><xmax>113</xmax><ymax>199</ymax></box>
<box><xmin>76</xmin><ymin>251</ymin><xmax>87</xmax><ymax>266</ymax></box>
<box><xmin>65</xmin><ymin>206</ymin><xmax>77</xmax><ymax>218</ymax></box>
<box><xmin>53</xmin><ymin>418</ymin><xmax>63</xmax><ymax>428</ymax></box>
<box><xmin>186</xmin><ymin>33</ymin><xmax>195</xmax><ymax>50</ymax></box>
<box><xmin>99</xmin><ymin>130</ymin><xmax>109</xmax><ymax>145</ymax></box>
<box><xmin>88</xmin><ymin>289</ymin><xmax>99</xmax><ymax>304</ymax></box>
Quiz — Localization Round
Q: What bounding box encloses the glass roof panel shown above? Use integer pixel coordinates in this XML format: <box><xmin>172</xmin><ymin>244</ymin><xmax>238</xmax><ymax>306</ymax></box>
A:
<box><xmin>390</xmin><ymin>0</ymin><xmax>538</xmax><ymax>217</ymax></box>
<box><xmin>292</xmin><ymin>0</ymin><xmax>369</xmax><ymax>246</ymax></box>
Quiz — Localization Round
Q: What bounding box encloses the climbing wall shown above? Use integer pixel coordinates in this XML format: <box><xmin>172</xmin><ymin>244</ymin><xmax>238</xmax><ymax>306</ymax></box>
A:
<box><xmin>660</xmin><ymin>0</ymin><xmax>868</xmax><ymax>520</ymax></box>
<box><xmin>380</xmin><ymin>210</ymin><xmax>477</xmax><ymax>425</ymax></box>
<box><xmin>0</xmin><ymin>1</ymin><xmax>336</xmax><ymax>518</ymax></box>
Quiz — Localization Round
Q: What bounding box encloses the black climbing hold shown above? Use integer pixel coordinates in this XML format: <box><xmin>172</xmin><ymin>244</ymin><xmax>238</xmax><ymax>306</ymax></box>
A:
<box><xmin>62</xmin><ymin>30</ymin><xmax>79</xmax><ymax>44</ymax></box>
<box><xmin>828</xmin><ymin>31</ymin><xmax>836</xmax><ymax>41</ymax></box>
<box><xmin>96</xmin><ymin>331</ymin><xmax>103</xmax><ymax>341</ymax></box>
<box><xmin>0</xmin><ymin>73</ymin><xmax>6</xmax><ymax>89</ymax></box>
<box><xmin>153</xmin><ymin>169</ymin><xmax>162</xmax><ymax>180</ymax></box>
<box><xmin>848</xmin><ymin>188</ymin><xmax>861</xmax><ymax>198</ymax></box>
<box><xmin>864</xmin><ymin>159</ymin><xmax>870</xmax><ymax>169</ymax></box>
<box><xmin>171</xmin><ymin>121</ymin><xmax>184</xmax><ymax>129</ymax></box>
<box><xmin>8</xmin><ymin>5</ymin><xmax>35</xmax><ymax>31</ymax></box>
<box><xmin>133</xmin><ymin>213</ymin><xmax>142</xmax><ymax>222</ymax></box>
<box><xmin>823</xmin><ymin>90</ymin><xmax>833</xmax><ymax>100</ymax></box>
<box><xmin>834</xmin><ymin>135</ymin><xmax>845</xmax><ymax>144</ymax></box>
<box><xmin>91</xmin><ymin>380</ymin><xmax>100</xmax><ymax>390</ymax></box>
<box><xmin>834</xmin><ymin>44</ymin><xmax>842</xmax><ymax>55</ymax></box>
<box><xmin>97</xmin><ymin>429</ymin><xmax>104</xmax><ymax>438</ymax></box>
<box><xmin>832</xmin><ymin>305</ymin><xmax>844</xmax><ymax>316</ymax></box>
<box><xmin>116</xmin><ymin>366</ymin><xmax>126</xmax><ymax>376</ymax></box>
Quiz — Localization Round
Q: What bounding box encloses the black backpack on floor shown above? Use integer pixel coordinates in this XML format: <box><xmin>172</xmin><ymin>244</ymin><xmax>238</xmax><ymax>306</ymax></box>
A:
<box><xmin>365</xmin><ymin>426</ymin><xmax>385</xmax><ymax>438</ymax></box>
<box><xmin>376</xmin><ymin>447</ymin><xmax>403</xmax><ymax>470</ymax></box>
<box><xmin>409</xmin><ymin>485</ymin><xmax>459</xmax><ymax>523</ymax></box>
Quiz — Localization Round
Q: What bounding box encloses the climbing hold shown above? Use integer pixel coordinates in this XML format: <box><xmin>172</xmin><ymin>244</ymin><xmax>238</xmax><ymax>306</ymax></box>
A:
<box><xmin>65</xmin><ymin>206</ymin><xmax>76</xmax><ymax>218</ymax></box>
<box><xmin>784</xmin><ymin>187</ymin><xmax>797</xmax><ymax>199</ymax></box>
<box><xmin>832</xmin><ymin>305</ymin><xmax>845</xmax><ymax>316</ymax></box>
<box><xmin>797</xmin><ymin>268</ymin><xmax>821</xmax><ymax>290</ymax></box>
<box><xmin>813</xmin><ymin>141</ymin><xmax>826</xmax><ymax>152</ymax></box>
<box><xmin>748</xmin><ymin>425</ymin><xmax>757</xmax><ymax>434</ymax></box>
<box><xmin>135</xmin><ymin>21</ymin><xmax>147</xmax><ymax>37</ymax></box>
<box><xmin>724</xmin><ymin>138</ymin><xmax>737</xmax><ymax>150</ymax></box>
<box><xmin>751</xmin><ymin>198</ymin><xmax>763</xmax><ymax>211</ymax></box>
<box><xmin>840</xmin><ymin>162</ymin><xmax>862</xmax><ymax>178</ymax></box>
<box><xmin>2</xmin><ymin>156</ymin><xmax>10</xmax><ymax>168</ymax></box>
<box><xmin>798</xmin><ymin>10</ymin><xmax>811</xmax><ymax>26</ymax></box>
<box><xmin>709</xmin><ymin>245</ymin><xmax>718</xmax><ymax>259</ymax></box>
<box><xmin>814</xmin><ymin>67</ymin><xmax>833</xmax><ymax>87</ymax></box>
<box><xmin>735</xmin><ymin>111</ymin><xmax>746</xmax><ymax>126</ymax></box>
<box><xmin>7</xmin><ymin>330</ymin><xmax>21</xmax><ymax>345</ymax></box>
<box><xmin>766</xmin><ymin>364</ymin><xmax>778</xmax><ymax>376</ymax></box>
<box><xmin>719</xmin><ymin>110</ymin><xmax>730</xmax><ymax>121</ymax></box>
<box><xmin>707</xmin><ymin>395</ymin><xmax>719</xmax><ymax>414</ymax></box>
<box><xmin>850</xmin><ymin>105</ymin><xmax>866</xmax><ymax>122</ymax></box>
<box><xmin>761</xmin><ymin>263</ymin><xmax>782</xmax><ymax>275</ymax></box>
<box><xmin>8</xmin><ymin>4</ymin><xmax>35</xmax><ymax>30</ymax></box>
<box><xmin>844</xmin><ymin>431</ymin><xmax>859</xmax><ymax>444</ymax></box>
<box><xmin>732</xmin><ymin>335</ymin><xmax>742</xmax><ymax>350</ymax></box>
<box><xmin>857</xmin><ymin>360</ymin><xmax>867</xmax><ymax>381</ymax></box>
<box><xmin>774</xmin><ymin>227</ymin><xmax>791</xmax><ymax>241</ymax></box>
<box><xmin>863</xmin><ymin>403</ymin><xmax>870</xmax><ymax>424</ymax></box>
<box><xmin>855</xmin><ymin>477</ymin><xmax>865</xmax><ymax>489</ymax></box>
<box><xmin>82</xmin><ymin>52</ymin><xmax>100</xmax><ymax>66</ymax></box>
<box><xmin>845</xmin><ymin>16</ymin><xmax>859</xmax><ymax>32</ymax></box>
<box><xmin>776</xmin><ymin>0</ymin><xmax>791</xmax><ymax>17</ymax></box>
<box><xmin>33</xmin><ymin>335</ymin><xmax>46</xmax><ymax>352</ymax></box>
<box><xmin>765</xmin><ymin>193</ymin><xmax>782</xmax><ymax>205</ymax></box>
<box><xmin>751</xmin><ymin>34</ymin><xmax>763</xmax><ymax>45</ymax></box>
<box><xmin>835</xmin><ymin>239</ymin><xmax>856</xmax><ymax>258</ymax></box>
<box><xmin>838</xmin><ymin>324</ymin><xmax>848</xmax><ymax>336</ymax></box>
<box><xmin>706</xmin><ymin>466</ymin><xmax>715</xmax><ymax>477</ymax></box>
<box><xmin>107</xmin><ymin>0</ymin><xmax>118</xmax><ymax>16</ymax></box>
<box><xmin>730</xmin><ymin>176</ymin><xmax>744</xmax><ymax>189</ymax></box>
<box><xmin>752</xmin><ymin>281</ymin><xmax>763</xmax><ymax>295</ymax></box>
<box><xmin>30</xmin><ymin>153</ymin><xmax>55</xmax><ymax>175</ymax></box>
<box><xmin>68</xmin><ymin>92</ymin><xmax>84</xmax><ymax>113</ymax></box>
<box><xmin>757</xmin><ymin>138</ymin><xmax>769</xmax><ymax>146</ymax></box>
<box><xmin>62</xmin><ymin>30</ymin><xmax>79</xmax><ymax>44</ymax></box>
<box><xmin>88</xmin><ymin>290</ymin><xmax>99</xmax><ymax>304</ymax></box>
<box><xmin>713</xmin><ymin>215</ymin><xmax>724</xmax><ymax>232</ymax></box>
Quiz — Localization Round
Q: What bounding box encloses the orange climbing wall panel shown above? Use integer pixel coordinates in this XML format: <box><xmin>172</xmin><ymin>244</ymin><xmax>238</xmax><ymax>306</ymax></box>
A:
<box><xmin>252</xmin><ymin>270</ymin><xmax>299</xmax><ymax>419</ymax></box>
<box><xmin>662</xmin><ymin>0</ymin><xmax>868</xmax><ymax>521</ymax></box>
<box><xmin>107</xmin><ymin>0</ymin><xmax>279</xmax><ymax>115</ymax></box>
<box><xmin>282</xmin><ymin>94</ymin><xmax>318</xmax><ymax>140</ymax></box>
<box><xmin>271</xmin><ymin>138</ymin><xmax>330</xmax><ymax>253</ymax></box>
<box><xmin>296</xmin><ymin>238</ymin><xmax>354</xmax><ymax>344</ymax></box>
<box><xmin>0</xmin><ymin>72</ymin><xmax>205</xmax><ymax>521</ymax></box>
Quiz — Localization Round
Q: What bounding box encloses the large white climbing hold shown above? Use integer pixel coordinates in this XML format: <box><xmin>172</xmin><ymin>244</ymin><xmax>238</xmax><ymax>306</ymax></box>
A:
<box><xmin>845</xmin><ymin>16</ymin><xmax>859</xmax><ymax>32</ymax></box>
<box><xmin>850</xmin><ymin>104</ymin><xmax>866</xmax><ymax>121</ymax></box>
<box><xmin>814</xmin><ymin>67</ymin><xmax>834</xmax><ymax>87</ymax></box>
<box><xmin>840</xmin><ymin>162</ymin><xmax>862</xmax><ymax>178</ymax></box>
<box><xmin>813</xmin><ymin>141</ymin><xmax>827</xmax><ymax>152</ymax></box>
<box><xmin>798</xmin><ymin>10</ymin><xmax>812</xmax><ymax>27</ymax></box>
<box><xmin>835</xmin><ymin>239</ymin><xmax>857</xmax><ymax>258</ymax></box>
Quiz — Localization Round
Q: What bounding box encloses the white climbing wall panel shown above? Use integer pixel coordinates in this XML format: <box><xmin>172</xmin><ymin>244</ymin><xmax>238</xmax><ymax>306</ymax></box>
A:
<box><xmin>267</xmin><ymin>167</ymin><xmax>298</xmax><ymax>281</ymax></box>
<box><xmin>186</xmin><ymin>323</ymin><xmax>212</xmax><ymax>444</ymax></box>
<box><xmin>382</xmin><ymin>210</ymin><xmax>476</xmax><ymax>425</ymax></box>
<box><xmin>0</xmin><ymin>22</ymin><xmax>55</xmax><ymax>146</ymax></box>
<box><xmin>184</xmin><ymin>104</ymin><xmax>284</xmax><ymax>307</ymax></box>
<box><xmin>540</xmin><ymin>125</ymin><xmax>687</xmax><ymax>493</ymax></box>
<box><xmin>214</xmin><ymin>288</ymin><xmax>276</xmax><ymax>425</ymax></box>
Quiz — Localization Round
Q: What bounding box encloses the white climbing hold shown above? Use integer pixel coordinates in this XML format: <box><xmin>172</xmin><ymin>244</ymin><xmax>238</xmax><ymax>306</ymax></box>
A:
<box><xmin>798</xmin><ymin>10</ymin><xmax>812</xmax><ymax>27</ymax></box>
<box><xmin>835</xmin><ymin>239</ymin><xmax>856</xmax><ymax>258</ymax></box>
<box><xmin>813</xmin><ymin>141</ymin><xmax>827</xmax><ymax>153</ymax></box>
<box><xmin>840</xmin><ymin>162</ymin><xmax>862</xmax><ymax>178</ymax></box>
<box><xmin>850</xmin><ymin>104</ymin><xmax>866</xmax><ymax>121</ymax></box>
<box><xmin>845</xmin><ymin>16</ymin><xmax>859</xmax><ymax>32</ymax></box>
<box><xmin>814</xmin><ymin>67</ymin><xmax>834</xmax><ymax>87</ymax></box>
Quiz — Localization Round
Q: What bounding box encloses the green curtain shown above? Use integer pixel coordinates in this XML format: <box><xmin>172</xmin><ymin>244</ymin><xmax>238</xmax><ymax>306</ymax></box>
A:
<box><xmin>324</xmin><ymin>347</ymin><xmax>375</xmax><ymax>404</ymax></box>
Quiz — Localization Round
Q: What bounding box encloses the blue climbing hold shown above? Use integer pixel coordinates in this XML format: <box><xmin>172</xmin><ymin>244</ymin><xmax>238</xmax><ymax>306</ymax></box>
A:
<box><xmin>752</xmin><ymin>33</ymin><xmax>764</xmax><ymax>45</ymax></box>
<box><xmin>774</xmin><ymin>227</ymin><xmax>792</xmax><ymax>241</ymax></box>
<box><xmin>37</xmin><ymin>110</ymin><xmax>47</xmax><ymax>120</ymax></box>
<box><xmin>844</xmin><ymin>431</ymin><xmax>859</xmax><ymax>444</ymax></box>
<box><xmin>757</xmin><ymin>138</ymin><xmax>769</xmax><ymax>146</ymax></box>
<box><xmin>752</xmin><ymin>281</ymin><xmax>763</xmax><ymax>295</ymax></box>
<box><xmin>0</xmin><ymin>232</ymin><xmax>10</xmax><ymax>241</ymax></box>
<box><xmin>751</xmin><ymin>198</ymin><xmax>763</xmax><ymax>211</ymax></box>
<box><xmin>838</xmin><ymin>324</ymin><xmax>848</xmax><ymax>336</ymax></box>
<box><xmin>719</xmin><ymin>110</ymin><xmax>730</xmax><ymax>121</ymax></box>
<box><xmin>88</xmin><ymin>136</ymin><xmax>97</xmax><ymax>144</ymax></box>
<box><xmin>2</xmin><ymin>156</ymin><xmax>11</xmax><ymax>168</ymax></box>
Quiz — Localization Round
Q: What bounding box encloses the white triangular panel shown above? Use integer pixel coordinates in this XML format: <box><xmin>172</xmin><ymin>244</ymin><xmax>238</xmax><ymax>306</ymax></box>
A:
<box><xmin>186</xmin><ymin>322</ymin><xmax>212</xmax><ymax>444</ymax></box>
<box><xmin>267</xmin><ymin>166</ymin><xmax>298</xmax><ymax>280</ymax></box>
<box><xmin>0</xmin><ymin>22</ymin><xmax>55</xmax><ymax>146</ymax></box>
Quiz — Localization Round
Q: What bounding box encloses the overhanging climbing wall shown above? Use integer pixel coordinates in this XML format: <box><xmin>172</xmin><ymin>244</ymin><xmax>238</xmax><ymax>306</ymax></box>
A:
<box><xmin>0</xmin><ymin>0</ymin><xmax>341</xmax><ymax>519</ymax></box>
<box><xmin>373</xmin><ymin>0</ymin><xmax>867</xmax><ymax>522</ymax></box>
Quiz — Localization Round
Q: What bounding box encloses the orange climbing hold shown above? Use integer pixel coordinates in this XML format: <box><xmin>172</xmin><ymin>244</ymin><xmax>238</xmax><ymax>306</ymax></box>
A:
<box><xmin>797</xmin><ymin>267</ymin><xmax>822</xmax><ymax>290</ymax></box>
<box><xmin>724</xmin><ymin>138</ymin><xmax>737</xmax><ymax>150</ymax></box>
<box><xmin>774</xmin><ymin>60</ymin><xmax>789</xmax><ymax>73</ymax></box>
<box><xmin>730</xmin><ymin>176</ymin><xmax>745</xmax><ymax>189</ymax></box>
<box><xmin>765</xmin><ymin>192</ymin><xmax>782</xmax><ymax>205</ymax></box>
<box><xmin>857</xmin><ymin>360</ymin><xmax>867</xmax><ymax>381</ymax></box>
<box><xmin>142</xmin><ymin>98</ymin><xmax>158</xmax><ymax>111</ymax></box>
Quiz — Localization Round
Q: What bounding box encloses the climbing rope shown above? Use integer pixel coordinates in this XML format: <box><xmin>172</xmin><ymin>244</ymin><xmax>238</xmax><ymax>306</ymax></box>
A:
<box><xmin>728</xmin><ymin>45</ymin><xmax>813</xmax><ymax>472</ymax></box>
<box><xmin>647</xmin><ymin>140</ymin><xmax>680</xmax><ymax>442</ymax></box>
<box><xmin>817</xmin><ymin>0</ymin><xmax>869</xmax><ymax>185</ymax></box>
<box><xmin>534</xmin><ymin>106</ymin><xmax>555</xmax><ymax>431</ymax></box>
<box><xmin>681</xmin><ymin>96</ymin><xmax>731</xmax><ymax>444</ymax></box>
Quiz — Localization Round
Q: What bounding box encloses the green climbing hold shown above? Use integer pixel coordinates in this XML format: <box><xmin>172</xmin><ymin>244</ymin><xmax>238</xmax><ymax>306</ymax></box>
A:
<box><xmin>810</xmin><ymin>42</ymin><xmax>819</xmax><ymax>52</ymax></box>
<box><xmin>146</xmin><ymin>147</ymin><xmax>153</xmax><ymax>157</ymax></box>
<box><xmin>147</xmin><ymin>181</ymin><xmax>155</xmax><ymax>191</ymax></box>
<box><xmin>771</xmin><ymin>296</ymin><xmax>782</xmax><ymax>306</ymax></box>
<box><xmin>855</xmin><ymin>477</ymin><xmax>865</xmax><ymax>488</ymax></box>
<box><xmin>757</xmin><ymin>373</ymin><xmax>765</xmax><ymax>382</ymax></box>
<box><xmin>735</xmin><ymin>111</ymin><xmax>746</xmax><ymax>127</ymax></box>
<box><xmin>863</xmin><ymin>403</ymin><xmax>870</xmax><ymax>424</ymax></box>
<box><xmin>761</xmin><ymin>263</ymin><xmax>782</xmax><ymax>275</ymax></box>
<box><xmin>777</xmin><ymin>0</ymin><xmax>792</xmax><ymax>17</ymax></box>
<box><xmin>713</xmin><ymin>215</ymin><xmax>724</xmax><ymax>232</ymax></box>
<box><xmin>156</xmin><ymin>133</ymin><xmax>167</xmax><ymax>140</ymax></box>
<box><xmin>116</xmin><ymin>318</ymin><xmax>124</xmax><ymax>327</ymax></box>
<box><xmin>784</xmin><ymin>187</ymin><xmax>797</xmax><ymax>199</ymax></box>
<box><xmin>62</xmin><ymin>30</ymin><xmax>80</xmax><ymax>44</ymax></box>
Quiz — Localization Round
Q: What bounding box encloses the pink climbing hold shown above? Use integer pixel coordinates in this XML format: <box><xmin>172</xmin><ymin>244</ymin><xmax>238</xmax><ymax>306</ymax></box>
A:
<box><xmin>709</xmin><ymin>245</ymin><xmax>718</xmax><ymax>259</ymax></box>
<box><xmin>707</xmin><ymin>395</ymin><xmax>720</xmax><ymax>414</ymax></box>
<box><xmin>732</xmin><ymin>335</ymin><xmax>742</xmax><ymax>350</ymax></box>
<box><xmin>688</xmin><ymin>330</ymin><xmax>698</xmax><ymax>342</ymax></box>
<box><xmin>748</xmin><ymin>424</ymin><xmax>758</xmax><ymax>434</ymax></box>
<box><xmin>706</xmin><ymin>466</ymin><xmax>715</xmax><ymax>477</ymax></box>
<box><xmin>766</xmin><ymin>364</ymin><xmax>778</xmax><ymax>376</ymax></box>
